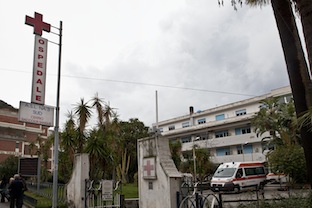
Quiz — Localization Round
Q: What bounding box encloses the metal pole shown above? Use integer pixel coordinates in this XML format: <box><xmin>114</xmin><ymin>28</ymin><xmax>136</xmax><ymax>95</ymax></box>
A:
<box><xmin>193</xmin><ymin>138</ymin><xmax>197</xmax><ymax>183</ymax></box>
<box><xmin>37</xmin><ymin>155</ymin><xmax>41</xmax><ymax>192</ymax></box>
<box><xmin>156</xmin><ymin>90</ymin><xmax>158</xmax><ymax>129</ymax></box>
<box><xmin>52</xmin><ymin>20</ymin><xmax>62</xmax><ymax>208</ymax></box>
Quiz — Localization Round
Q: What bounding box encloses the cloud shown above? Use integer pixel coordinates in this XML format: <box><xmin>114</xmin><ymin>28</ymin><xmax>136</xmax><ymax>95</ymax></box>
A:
<box><xmin>0</xmin><ymin>1</ymin><xmax>291</xmax><ymax>128</ymax></box>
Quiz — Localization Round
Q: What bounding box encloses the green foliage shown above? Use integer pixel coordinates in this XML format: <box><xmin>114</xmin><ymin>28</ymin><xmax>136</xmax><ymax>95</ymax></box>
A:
<box><xmin>252</xmin><ymin>97</ymin><xmax>299</xmax><ymax>147</ymax></box>
<box><xmin>0</xmin><ymin>156</ymin><xmax>18</xmax><ymax>178</ymax></box>
<box><xmin>169</xmin><ymin>140</ymin><xmax>182</xmax><ymax>169</ymax></box>
<box><xmin>195</xmin><ymin>148</ymin><xmax>215</xmax><ymax>181</ymax></box>
<box><xmin>252</xmin><ymin>97</ymin><xmax>308</xmax><ymax>183</ymax></box>
<box><xmin>116</xmin><ymin>118</ymin><xmax>149</xmax><ymax>183</ymax></box>
<box><xmin>24</xmin><ymin>191</ymin><xmax>67</xmax><ymax>208</ymax></box>
<box><xmin>60</xmin><ymin>94</ymin><xmax>149</xmax><ymax>182</ymax></box>
<box><xmin>177</xmin><ymin>146</ymin><xmax>216</xmax><ymax>181</ymax></box>
<box><xmin>121</xmin><ymin>183</ymin><xmax>139</xmax><ymax>198</ymax></box>
<box><xmin>267</xmin><ymin>145</ymin><xmax>307</xmax><ymax>183</ymax></box>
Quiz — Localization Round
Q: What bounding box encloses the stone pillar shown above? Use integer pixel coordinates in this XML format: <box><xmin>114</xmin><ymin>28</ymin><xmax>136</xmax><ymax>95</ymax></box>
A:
<box><xmin>138</xmin><ymin>135</ymin><xmax>182</xmax><ymax>208</ymax></box>
<box><xmin>66</xmin><ymin>153</ymin><xmax>89</xmax><ymax>208</ymax></box>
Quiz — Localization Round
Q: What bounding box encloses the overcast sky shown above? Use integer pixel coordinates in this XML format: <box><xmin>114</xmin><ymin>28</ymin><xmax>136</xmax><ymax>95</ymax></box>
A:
<box><xmin>0</xmin><ymin>0</ymin><xmax>292</xmax><ymax>129</ymax></box>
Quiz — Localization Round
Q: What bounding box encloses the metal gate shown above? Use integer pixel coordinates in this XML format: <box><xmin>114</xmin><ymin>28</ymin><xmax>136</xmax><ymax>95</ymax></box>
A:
<box><xmin>85</xmin><ymin>179</ymin><xmax>124</xmax><ymax>208</ymax></box>
<box><xmin>177</xmin><ymin>182</ymin><xmax>222</xmax><ymax>208</ymax></box>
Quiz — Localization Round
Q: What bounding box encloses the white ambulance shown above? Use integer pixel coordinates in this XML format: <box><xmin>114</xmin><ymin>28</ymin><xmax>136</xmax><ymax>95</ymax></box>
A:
<box><xmin>210</xmin><ymin>162</ymin><xmax>266</xmax><ymax>192</ymax></box>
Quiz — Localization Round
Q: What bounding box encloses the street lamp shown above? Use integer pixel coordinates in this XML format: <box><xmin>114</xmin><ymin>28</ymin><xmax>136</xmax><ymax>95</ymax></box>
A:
<box><xmin>192</xmin><ymin>137</ymin><xmax>200</xmax><ymax>182</ymax></box>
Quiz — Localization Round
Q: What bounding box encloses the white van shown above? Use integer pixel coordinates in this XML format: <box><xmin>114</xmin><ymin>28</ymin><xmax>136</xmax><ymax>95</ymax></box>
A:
<box><xmin>210</xmin><ymin>162</ymin><xmax>266</xmax><ymax>192</ymax></box>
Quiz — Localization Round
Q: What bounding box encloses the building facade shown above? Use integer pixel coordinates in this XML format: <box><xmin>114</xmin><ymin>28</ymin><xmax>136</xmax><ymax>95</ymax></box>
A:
<box><xmin>152</xmin><ymin>86</ymin><xmax>292</xmax><ymax>164</ymax></box>
<box><xmin>0</xmin><ymin>101</ymin><xmax>52</xmax><ymax>172</ymax></box>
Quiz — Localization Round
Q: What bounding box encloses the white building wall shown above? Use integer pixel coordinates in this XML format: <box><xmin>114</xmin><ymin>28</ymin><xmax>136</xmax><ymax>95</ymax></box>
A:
<box><xmin>154</xmin><ymin>86</ymin><xmax>291</xmax><ymax>164</ymax></box>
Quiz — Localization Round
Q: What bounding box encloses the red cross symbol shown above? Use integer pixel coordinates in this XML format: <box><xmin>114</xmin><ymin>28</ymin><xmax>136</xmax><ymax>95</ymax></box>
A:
<box><xmin>144</xmin><ymin>160</ymin><xmax>154</xmax><ymax>176</ymax></box>
<box><xmin>25</xmin><ymin>12</ymin><xmax>51</xmax><ymax>36</ymax></box>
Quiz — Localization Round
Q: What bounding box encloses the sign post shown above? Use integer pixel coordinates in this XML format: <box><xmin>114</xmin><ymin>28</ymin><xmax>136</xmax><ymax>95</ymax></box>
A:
<box><xmin>25</xmin><ymin>12</ymin><xmax>63</xmax><ymax>208</ymax></box>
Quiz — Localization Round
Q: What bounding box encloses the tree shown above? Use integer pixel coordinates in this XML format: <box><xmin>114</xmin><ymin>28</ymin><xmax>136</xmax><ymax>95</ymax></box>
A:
<box><xmin>234</xmin><ymin>0</ymin><xmax>312</xmax><ymax>186</ymax></box>
<box><xmin>267</xmin><ymin>145</ymin><xmax>307</xmax><ymax>183</ymax></box>
<box><xmin>0</xmin><ymin>156</ymin><xmax>18</xmax><ymax>179</ymax></box>
<box><xmin>117</xmin><ymin>118</ymin><xmax>149</xmax><ymax>183</ymax></box>
<box><xmin>61</xmin><ymin>111</ymin><xmax>77</xmax><ymax>164</ymax></box>
<box><xmin>74</xmin><ymin>98</ymin><xmax>92</xmax><ymax>153</ymax></box>
<box><xmin>195</xmin><ymin>149</ymin><xmax>215</xmax><ymax>181</ymax></box>
<box><xmin>169</xmin><ymin>140</ymin><xmax>182</xmax><ymax>170</ymax></box>
<box><xmin>85</xmin><ymin>128</ymin><xmax>107</xmax><ymax>179</ymax></box>
<box><xmin>293</xmin><ymin>0</ymin><xmax>312</xmax><ymax>72</ymax></box>
<box><xmin>270</xmin><ymin>0</ymin><xmax>312</xmax><ymax>187</ymax></box>
<box><xmin>252</xmin><ymin>98</ymin><xmax>307</xmax><ymax>182</ymax></box>
<box><xmin>252</xmin><ymin>98</ymin><xmax>299</xmax><ymax>146</ymax></box>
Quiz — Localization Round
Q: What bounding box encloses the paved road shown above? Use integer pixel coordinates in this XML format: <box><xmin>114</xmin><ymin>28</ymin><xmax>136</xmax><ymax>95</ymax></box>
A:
<box><xmin>201</xmin><ymin>183</ymin><xmax>311</xmax><ymax>207</ymax></box>
<box><xmin>1</xmin><ymin>200</ymin><xmax>28</xmax><ymax>208</ymax></box>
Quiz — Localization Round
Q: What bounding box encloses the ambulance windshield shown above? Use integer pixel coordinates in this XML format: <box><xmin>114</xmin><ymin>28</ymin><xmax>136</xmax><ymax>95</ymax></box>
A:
<box><xmin>213</xmin><ymin>168</ymin><xmax>236</xmax><ymax>178</ymax></box>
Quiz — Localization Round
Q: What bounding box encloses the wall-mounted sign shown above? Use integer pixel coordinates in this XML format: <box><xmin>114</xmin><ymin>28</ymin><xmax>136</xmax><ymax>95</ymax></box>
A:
<box><xmin>143</xmin><ymin>157</ymin><xmax>156</xmax><ymax>180</ymax></box>
<box><xmin>18</xmin><ymin>101</ymin><xmax>54</xmax><ymax>126</ymax></box>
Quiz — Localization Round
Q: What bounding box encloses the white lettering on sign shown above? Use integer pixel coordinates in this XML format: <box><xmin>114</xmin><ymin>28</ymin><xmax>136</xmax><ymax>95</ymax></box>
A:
<box><xmin>31</xmin><ymin>35</ymin><xmax>48</xmax><ymax>104</ymax></box>
<box><xmin>18</xmin><ymin>101</ymin><xmax>54</xmax><ymax>127</ymax></box>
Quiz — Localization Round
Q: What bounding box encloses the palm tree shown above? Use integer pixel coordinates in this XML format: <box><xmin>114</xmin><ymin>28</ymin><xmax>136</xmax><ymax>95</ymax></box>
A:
<box><xmin>293</xmin><ymin>0</ymin><xmax>312</xmax><ymax>73</ymax></box>
<box><xmin>74</xmin><ymin>98</ymin><xmax>92</xmax><ymax>153</ymax></box>
<box><xmin>85</xmin><ymin>128</ymin><xmax>107</xmax><ymax>179</ymax></box>
<box><xmin>61</xmin><ymin>111</ymin><xmax>77</xmax><ymax>163</ymax></box>
<box><xmin>252</xmin><ymin>98</ymin><xmax>299</xmax><ymax>147</ymax></box>
<box><xmin>91</xmin><ymin>93</ymin><xmax>105</xmax><ymax>128</ymax></box>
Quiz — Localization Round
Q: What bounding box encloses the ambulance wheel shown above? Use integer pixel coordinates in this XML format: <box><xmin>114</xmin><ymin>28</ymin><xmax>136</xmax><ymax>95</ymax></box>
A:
<box><xmin>234</xmin><ymin>185</ymin><xmax>240</xmax><ymax>193</ymax></box>
<box><xmin>258</xmin><ymin>182</ymin><xmax>265</xmax><ymax>190</ymax></box>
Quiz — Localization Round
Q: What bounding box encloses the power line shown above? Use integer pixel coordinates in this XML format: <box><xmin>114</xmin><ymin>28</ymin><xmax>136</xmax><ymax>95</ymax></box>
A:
<box><xmin>0</xmin><ymin>67</ymin><xmax>256</xmax><ymax>97</ymax></box>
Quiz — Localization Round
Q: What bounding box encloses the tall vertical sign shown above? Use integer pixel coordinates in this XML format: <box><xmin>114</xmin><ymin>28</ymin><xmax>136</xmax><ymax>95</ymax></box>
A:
<box><xmin>32</xmin><ymin>35</ymin><xmax>48</xmax><ymax>104</ymax></box>
<box><xmin>25</xmin><ymin>12</ymin><xmax>51</xmax><ymax>105</ymax></box>
<box><xmin>25</xmin><ymin>12</ymin><xmax>63</xmax><ymax>208</ymax></box>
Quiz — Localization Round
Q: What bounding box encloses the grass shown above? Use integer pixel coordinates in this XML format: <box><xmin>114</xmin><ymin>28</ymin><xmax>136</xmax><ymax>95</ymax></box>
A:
<box><xmin>24</xmin><ymin>191</ymin><xmax>67</xmax><ymax>208</ymax></box>
<box><xmin>24</xmin><ymin>191</ymin><xmax>52</xmax><ymax>208</ymax></box>
<box><xmin>121</xmin><ymin>183</ymin><xmax>139</xmax><ymax>198</ymax></box>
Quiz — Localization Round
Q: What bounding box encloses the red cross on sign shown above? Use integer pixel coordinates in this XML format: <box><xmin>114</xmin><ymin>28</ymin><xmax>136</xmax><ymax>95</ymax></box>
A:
<box><xmin>25</xmin><ymin>12</ymin><xmax>51</xmax><ymax>36</ymax></box>
<box><xmin>143</xmin><ymin>158</ymin><xmax>156</xmax><ymax>179</ymax></box>
<box><xmin>144</xmin><ymin>160</ymin><xmax>154</xmax><ymax>176</ymax></box>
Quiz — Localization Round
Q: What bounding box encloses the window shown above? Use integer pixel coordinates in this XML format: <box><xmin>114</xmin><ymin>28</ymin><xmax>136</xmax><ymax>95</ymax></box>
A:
<box><xmin>243</xmin><ymin>144</ymin><xmax>253</xmax><ymax>154</ymax></box>
<box><xmin>198</xmin><ymin>118</ymin><xmax>206</xmax><ymax>124</ymax></box>
<box><xmin>216</xmin><ymin>147</ymin><xmax>231</xmax><ymax>156</ymax></box>
<box><xmin>168</xmin><ymin>125</ymin><xmax>175</xmax><ymax>131</ymax></box>
<box><xmin>235</xmin><ymin>127</ymin><xmax>251</xmax><ymax>135</ymax></box>
<box><xmin>198</xmin><ymin>133</ymin><xmax>208</xmax><ymax>140</ymax></box>
<box><xmin>182</xmin><ymin>122</ymin><xmax>190</xmax><ymax>128</ymax></box>
<box><xmin>237</xmin><ymin>146</ymin><xmax>243</xmax><ymax>154</ymax></box>
<box><xmin>148</xmin><ymin>181</ymin><xmax>153</xmax><ymax>190</ymax></box>
<box><xmin>215</xmin><ymin>130</ymin><xmax>229</xmax><ymax>138</ymax></box>
<box><xmin>181</xmin><ymin>137</ymin><xmax>191</xmax><ymax>143</ymax></box>
<box><xmin>215</xmin><ymin>114</ymin><xmax>225</xmax><ymax>121</ymax></box>
<box><xmin>159</xmin><ymin>128</ymin><xmax>163</xmax><ymax>133</ymax></box>
<box><xmin>245</xmin><ymin>167</ymin><xmax>265</xmax><ymax>176</ymax></box>
<box><xmin>236</xmin><ymin>109</ymin><xmax>247</xmax><ymax>116</ymax></box>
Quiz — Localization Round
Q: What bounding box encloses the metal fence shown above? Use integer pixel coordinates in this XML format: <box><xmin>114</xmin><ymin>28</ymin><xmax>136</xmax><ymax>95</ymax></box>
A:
<box><xmin>26</xmin><ymin>181</ymin><xmax>67</xmax><ymax>204</ymax></box>
<box><xmin>85</xmin><ymin>179</ymin><xmax>124</xmax><ymax>208</ymax></box>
